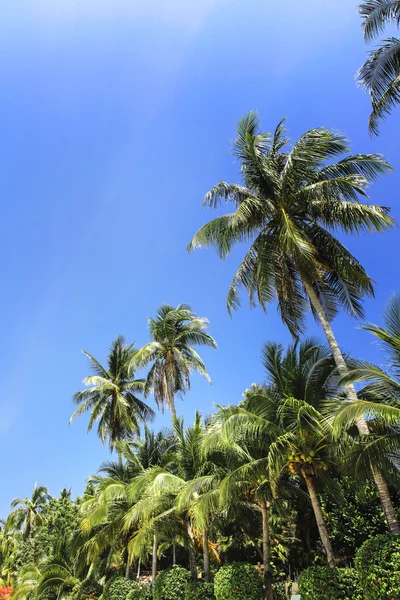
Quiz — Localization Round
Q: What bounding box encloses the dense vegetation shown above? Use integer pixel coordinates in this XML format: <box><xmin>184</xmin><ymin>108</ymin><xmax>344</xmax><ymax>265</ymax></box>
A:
<box><xmin>2</xmin><ymin>2</ymin><xmax>400</xmax><ymax>599</ymax></box>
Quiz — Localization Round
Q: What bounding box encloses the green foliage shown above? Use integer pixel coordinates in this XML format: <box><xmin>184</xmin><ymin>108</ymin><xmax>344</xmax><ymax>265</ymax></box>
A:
<box><xmin>14</xmin><ymin>495</ymin><xmax>80</xmax><ymax>569</ymax></box>
<box><xmin>214</xmin><ymin>563</ymin><xmax>263</xmax><ymax>600</ymax></box>
<box><xmin>321</xmin><ymin>478</ymin><xmax>394</xmax><ymax>557</ymax></box>
<box><xmin>273</xmin><ymin>580</ymin><xmax>289</xmax><ymax>600</ymax></box>
<box><xmin>355</xmin><ymin>533</ymin><xmax>400</xmax><ymax>599</ymax></box>
<box><xmin>298</xmin><ymin>566</ymin><xmax>363</xmax><ymax>600</ymax></box>
<box><xmin>152</xmin><ymin>566</ymin><xmax>191</xmax><ymax>600</ymax></box>
<box><xmin>73</xmin><ymin>579</ymin><xmax>103</xmax><ymax>600</ymax></box>
<box><xmin>184</xmin><ymin>582</ymin><xmax>215</xmax><ymax>600</ymax></box>
<box><xmin>103</xmin><ymin>576</ymin><xmax>139</xmax><ymax>600</ymax></box>
<box><xmin>126</xmin><ymin>584</ymin><xmax>152</xmax><ymax>600</ymax></box>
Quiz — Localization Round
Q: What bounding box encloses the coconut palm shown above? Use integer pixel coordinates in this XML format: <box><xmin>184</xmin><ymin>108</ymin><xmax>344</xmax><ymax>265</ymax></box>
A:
<box><xmin>204</xmin><ymin>405</ymin><xmax>279</xmax><ymax>600</ymax></box>
<box><xmin>8</xmin><ymin>485</ymin><xmax>50</xmax><ymax>541</ymax></box>
<box><xmin>357</xmin><ymin>0</ymin><xmax>400</xmax><ymax>134</ymax></box>
<box><xmin>71</xmin><ymin>336</ymin><xmax>154</xmax><ymax>450</ymax></box>
<box><xmin>331</xmin><ymin>294</ymin><xmax>400</xmax><ymax>516</ymax></box>
<box><xmin>188</xmin><ymin>112</ymin><xmax>399</xmax><ymax>533</ymax></box>
<box><xmin>135</xmin><ymin>305</ymin><xmax>217</xmax><ymax>420</ymax></box>
<box><xmin>80</xmin><ymin>427</ymin><xmax>175</xmax><ymax>579</ymax></box>
<box><xmin>125</xmin><ymin>414</ymin><xmax>219</xmax><ymax>582</ymax></box>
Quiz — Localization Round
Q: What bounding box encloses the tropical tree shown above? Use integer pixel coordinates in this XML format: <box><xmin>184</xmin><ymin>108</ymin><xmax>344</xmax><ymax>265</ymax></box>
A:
<box><xmin>135</xmin><ymin>304</ymin><xmax>217</xmax><ymax>420</ymax></box>
<box><xmin>125</xmin><ymin>414</ymin><xmax>219</xmax><ymax>582</ymax></box>
<box><xmin>331</xmin><ymin>294</ymin><xmax>400</xmax><ymax>519</ymax></box>
<box><xmin>357</xmin><ymin>0</ymin><xmax>400</xmax><ymax>134</ymax></box>
<box><xmin>79</xmin><ymin>428</ymin><xmax>175</xmax><ymax>579</ymax></box>
<box><xmin>71</xmin><ymin>336</ymin><xmax>154</xmax><ymax>450</ymax></box>
<box><xmin>188</xmin><ymin>111</ymin><xmax>399</xmax><ymax>532</ymax></box>
<box><xmin>8</xmin><ymin>485</ymin><xmax>50</xmax><ymax>541</ymax></box>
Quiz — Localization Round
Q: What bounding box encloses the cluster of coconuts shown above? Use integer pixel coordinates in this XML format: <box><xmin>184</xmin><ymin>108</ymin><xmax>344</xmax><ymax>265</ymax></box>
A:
<box><xmin>288</xmin><ymin>450</ymin><xmax>316</xmax><ymax>464</ymax></box>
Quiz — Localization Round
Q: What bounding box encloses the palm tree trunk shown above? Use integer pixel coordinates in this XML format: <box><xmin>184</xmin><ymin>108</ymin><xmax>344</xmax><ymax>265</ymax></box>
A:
<box><xmin>172</xmin><ymin>541</ymin><xmax>176</xmax><ymax>565</ymax></box>
<box><xmin>125</xmin><ymin>554</ymin><xmax>131</xmax><ymax>578</ymax></box>
<box><xmin>302</xmin><ymin>470</ymin><xmax>335</xmax><ymax>567</ymax></box>
<box><xmin>303</xmin><ymin>279</ymin><xmax>400</xmax><ymax>534</ymax></box>
<box><xmin>186</xmin><ymin>520</ymin><xmax>198</xmax><ymax>580</ymax></box>
<box><xmin>152</xmin><ymin>531</ymin><xmax>158</xmax><ymax>583</ymax></box>
<box><xmin>136</xmin><ymin>558</ymin><xmax>141</xmax><ymax>581</ymax></box>
<box><xmin>260</xmin><ymin>504</ymin><xmax>274</xmax><ymax>600</ymax></box>
<box><xmin>202</xmin><ymin>529</ymin><xmax>210</xmax><ymax>583</ymax></box>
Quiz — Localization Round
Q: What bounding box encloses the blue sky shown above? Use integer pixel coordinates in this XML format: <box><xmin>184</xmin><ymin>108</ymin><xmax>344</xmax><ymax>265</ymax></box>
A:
<box><xmin>1</xmin><ymin>0</ymin><xmax>399</xmax><ymax>516</ymax></box>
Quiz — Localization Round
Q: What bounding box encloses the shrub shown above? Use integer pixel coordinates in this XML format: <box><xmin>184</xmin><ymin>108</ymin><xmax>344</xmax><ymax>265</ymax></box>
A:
<box><xmin>355</xmin><ymin>533</ymin><xmax>400</xmax><ymax>599</ymax></box>
<box><xmin>184</xmin><ymin>581</ymin><xmax>215</xmax><ymax>600</ymax></box>
<box><xmin>152</xmin><ymin>566</ymin><xmax>191</xmax><ymax>600</ymax></box>
<box><xmin>273</xmin><ymin>580</ymin><xmax>289</xmax><ymax>600</ymax></box>
<box><xmin>126</xmin><ymin>584</ymin><xmax>152</xmax><ymax>600</ymax></box>
<box><xmin>298</xmin><ymin>566</ymin><xmax>363</xmax><ymax>600</ymax></box>
<box><xmin>103</xmin><ymin>576</ymin><xmax>139</xmax><ymax>600</ymax></box>
<box><xmin>73</xmin><ymin>579</ymin><xmax>103</xmax><ymax>600</ymax></box>
<box><xmin>214</xmin><ymin>563</ymin><xmax>263</xmax><ymax>600</ymax></box>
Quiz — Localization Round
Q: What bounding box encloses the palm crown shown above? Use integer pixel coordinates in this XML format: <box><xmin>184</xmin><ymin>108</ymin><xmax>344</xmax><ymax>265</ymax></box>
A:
<box><xmin>189</xmin><ymin>112</ymin><xmax>393</xmax><ymax>335</ymax></box>
<box><xmin>71</xmin><ymin>336</ymin><xmax>155</xmax><ymax>450</ymax></box>
<box><xmin>357</xmin><ymin>0</ymin><xmax>400</xmax><ymax>134</ymax></box>
<box><xmin>135</xmin><ymin>304</ymin><xmax>217</xmax><ymax>419</ymax></box>
<box><xmin>8</xmin><ymin>484</ymin><xmax>50</xmax><ymax>541</ymax></box>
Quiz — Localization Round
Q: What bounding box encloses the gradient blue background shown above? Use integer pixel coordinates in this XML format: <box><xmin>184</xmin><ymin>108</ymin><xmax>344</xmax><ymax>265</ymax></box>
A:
<box><xmin>1</xmin><ymin>0</ymin><xmax>399</xmax><ymax>516</ymax></box>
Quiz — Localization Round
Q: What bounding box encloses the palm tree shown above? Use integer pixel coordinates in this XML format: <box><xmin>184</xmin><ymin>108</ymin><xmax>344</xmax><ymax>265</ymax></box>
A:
<box><xmin>135</xmin><ymin>305</ymin><xmax>217</xmax><ymax>420</ymax></box>
<box><xmin>71</xmin><ymin>336</ymin><xmax>155</xmax><ymax>450</ymax></box>
<box><xmin>331</xmin><ymin>294</ymin><xmax>400</xmax><ymax>520</ymax></box>
<box><xmin>125</xmin><ymin>414</ymin><xmax>218</xmax><ymax>582</ymax></box>
<box><xmin>204</xmin><ymin>405</ymin><xmax>279</xmax><ymax>600</ymax></box>
<box><xmin>8</xmin><ymin>485</ymin><xmax>50</xmax><ymax>541</ymax></box>
<box><xmin>80</xmin><ymin>428</ymin><xmax>175</xmax><ymax>580</ymax></box>
<box><xmin>188</xmin><ymin>112</ymin><xmax>399</xmax><ymax>533</ymax></box>
<box><xmin>357</xmin><ymin>0</ymin><xmax>400</xmax><ymax>134</ymax></box>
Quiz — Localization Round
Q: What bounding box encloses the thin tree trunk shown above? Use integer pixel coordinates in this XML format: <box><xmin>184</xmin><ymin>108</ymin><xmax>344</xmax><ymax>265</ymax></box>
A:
<box><xmin>303</xmin><ymin>279</ymin><xmax>400</xmax><ymax>534</ymax></box>
<box><xmin>164</xmin><ymin>371</ymin><xmax>177</xmax><ymax>421</ymax></box>
<box><xmin>186</xmin><ymin>521</ymin><xmax>198</xmax><ymax>580</ymax></box>
<box><xmin>125</xmin><ymin>553</ymin><xmax>131</xmax><ymax>578</ymax></box>
<box><xmin>202</xmin><ymin>529</ymin><xmax>210</xmax><ymax>583</ymax></box>
<box><xmin>302</xmin><ymin>471</ymin><xmax>335</xmax><ymax>567</ymax></box>
<box><xmin>172</xmin><ymin>541</ymin><xmax>176</xmax><ymax>565</ymax></box>
<box><xmin>260</xmin><ymin>504</ymin><xmax>274</xmax><ymax>600</ymax></box>
<box><xmin>136</xmin><ymin>558</ymin><xmax>141</xmax><ymax>581</ymax></box>
<box><xmin>152</xmin><ymin>531</ymin><xmax>158</xmax><ymax>583</ymax></box>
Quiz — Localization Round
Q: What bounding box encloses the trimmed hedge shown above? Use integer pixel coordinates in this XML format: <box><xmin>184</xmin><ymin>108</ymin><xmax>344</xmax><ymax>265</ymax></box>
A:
<box><xmin>356</xmin><ymin>533</ymin><xmax>400</xmax><ymax>599</ymax></box>
<box><xmin>126</xmin><ymin>584</ymin><xmax>152</xmax><ymax>600</ymax></box>
<box><xmin>152</xmin><ymin>566</ymin><xmax>191</xmax><ymax>600</ymax></box>
<box><xmin>214</xmin><ymin>563</ymin><xmax>263</xmax><ymax>600</ymax></box>
<box><xmin>298</xmin><ymin>567</ymin><xmax>363</xmax><ymax>600</ymax></box>
<box><xmin>184</xmin><ymin>582</ymin><xmax>215</xmax><ymax>600</ymax></box>
<box><xmin>103</xmin><ymin>577</ymin><xmax>139</xmax><ymax>600</ymax></box>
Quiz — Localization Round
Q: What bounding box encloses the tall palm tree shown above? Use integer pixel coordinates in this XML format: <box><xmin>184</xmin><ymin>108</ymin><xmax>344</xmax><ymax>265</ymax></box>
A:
<box><xmin>8</xmin><ymin>485</ymin><xmax>50</xmax><ymax>541</ymax></box>
<box><xmin>71</xmin><ymin>336</ymin><xmax>154</xmax><ymax>450</ymax></box>
<box><xmin>125</xmin><ymin>414</ymin><xmax>218</xmax><ymax>582</ymax></box>
<box><xmin>80</xmin><ymin>428</ymin><xmax>175</xmax><ymax>580</ymax></box>
<box><xmin>188</xmin><ymin>112</ymin><xmax>399</xmax><ymax>533</ymax></box>
<box><xmin>357</xmin><ymin>0</ymin><xmax>400</xmax><ymax>134</ymax></box>
<box><xmin>331</xmin><ymin>294</ymin><xmax>400</xmax><ymax>517</ymax></box>
<box><xmin>135</xmin><ymin>305</ymin><xmax>217</xmax><ymax>420</ymax></box>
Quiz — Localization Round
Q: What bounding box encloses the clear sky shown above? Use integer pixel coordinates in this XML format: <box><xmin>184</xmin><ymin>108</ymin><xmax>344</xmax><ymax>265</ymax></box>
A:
<box><xmin>1</xmin><ymin>0</ymin><xmax>399</xmax><ymax>517</ymax></box>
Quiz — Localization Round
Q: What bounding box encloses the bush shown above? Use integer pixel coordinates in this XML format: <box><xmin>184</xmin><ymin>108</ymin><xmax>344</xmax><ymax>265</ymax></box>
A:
<box><xmin>355</xmin><ymin>533</ymin><xmax>400</xmax><ymax>599</ymax></box>
<box><xmin>103</xmin><ymin>577</ymin><xmax>139</xmax><ymax>600</ymax></box>
<box><xmin>126</xmin><ymin>584</ymin><xmax>152</xmax><ymax>600</ymax></box>
<box><xmin>273</xmin><ymin>580</ymin><xmax>289</xmax><ymax>600</ymax></box>
<box><xmin>152</xmin><ymin>566</ymin><xmax>191</xmax><ymax>600</ymax></box>
<box><xmin>184</xmin><ymin>582</ymin><xmax>215</xmax><ymax>600</ymax></box>
<box><xmin>73</xmin><ymin>580</ymin><xmax>103</xmax><ymax>600</ymax></box>
<box><xmin>214</xmin><ymin>563</ymin><xmax>263</xmax><ymax>600</ymax></box>
<box><xmin>298</xmin><ymin>566</ymin><xmax>363</xmax><ymax>600</ymax></box>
